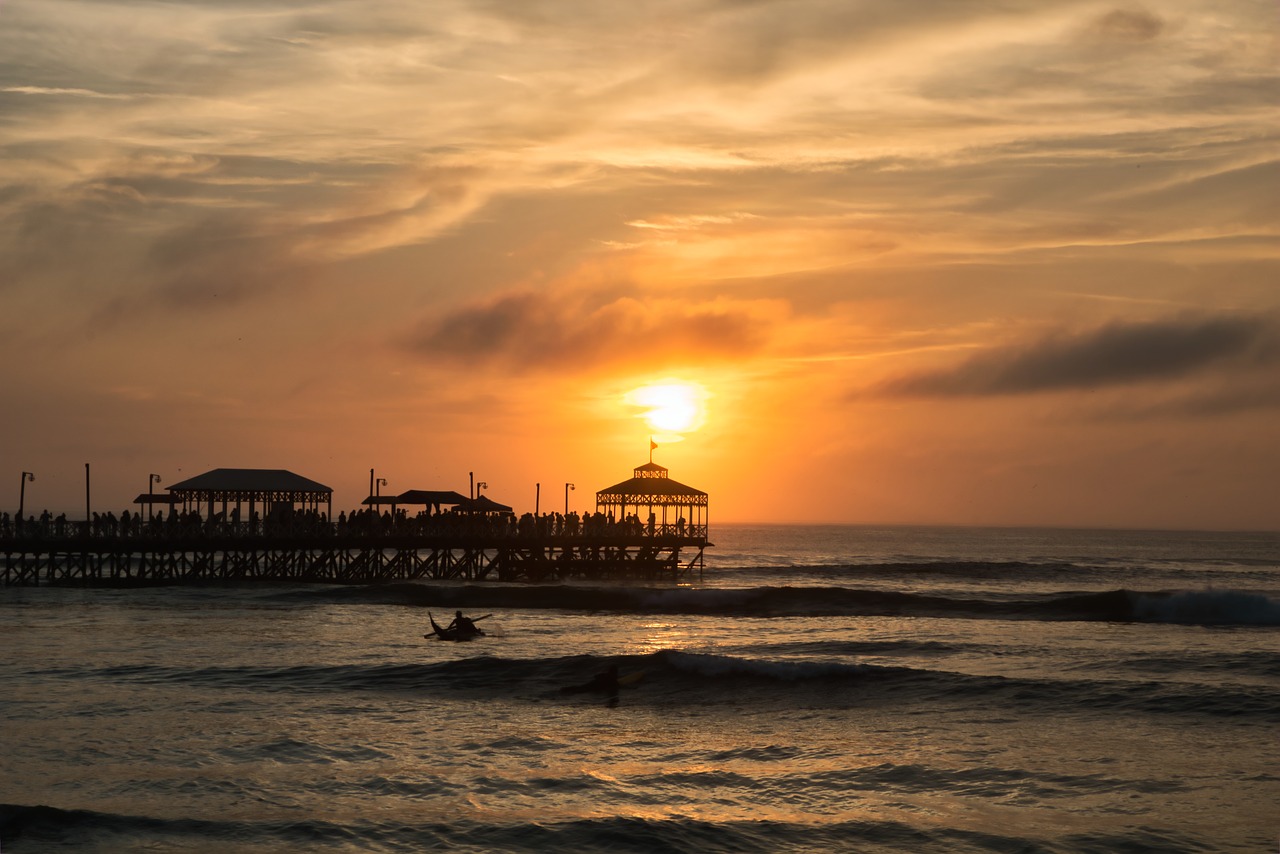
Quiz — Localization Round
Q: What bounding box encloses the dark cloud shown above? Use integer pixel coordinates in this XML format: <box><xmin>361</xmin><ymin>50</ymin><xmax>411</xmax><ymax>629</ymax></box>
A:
<box><xmin>0</xmin><ymin>144</ymin><xmax>392</xmax><ymax>321</ymax></box>
<box><xmin>1085</xmin><ymin>8</ymin><xmax>1165</xmax><ymax>42</ymax></box>
<box><xmin>402</xmin><ymin>289</ymin><xmax>771</xmax><ymax>373</ymax></box>
<box><xmin>1123</xmin><ymin>377</ymin><xmax>1280</xmax><ymax>418</ymax></box>
<box><xmin>874</xmin><ymin>315</ymin><xmax>1278</xmax><ymax>398</ymax></box>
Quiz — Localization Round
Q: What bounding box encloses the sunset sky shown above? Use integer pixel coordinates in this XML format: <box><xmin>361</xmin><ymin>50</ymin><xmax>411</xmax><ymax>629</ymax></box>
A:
<box><xmin>2</xmin><ymin>0</ymin><xmax>1277</xmax><ymax>530</ymax></box>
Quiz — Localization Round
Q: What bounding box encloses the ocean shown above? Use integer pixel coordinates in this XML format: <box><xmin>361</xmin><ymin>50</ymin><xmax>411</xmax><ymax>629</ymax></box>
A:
<box><xmin>1</xmin><ymin>524</ymin><xmax>1277</xmax><ymax>853</ymax></box>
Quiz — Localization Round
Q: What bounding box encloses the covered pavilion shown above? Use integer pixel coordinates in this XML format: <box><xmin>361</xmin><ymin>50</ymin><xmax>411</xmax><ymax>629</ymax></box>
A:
<box><xmin>595</xmin><ymin>461</ymin><xmax>708</xmax><ymax>537</ymax></box>
<box><xmin>394</xmin><ymin>490</ymin><xmax>469</xmax><ymax>515</ymax></box>
<box><xmin>132</xmin><ymin>492</ymin><xmax>181</xmax><ymax>520</ymax></box>
<box><xmin>166</xmin><ymin>468</ymin><xmax>332</xmax><ymax>521</ymax></box>
<box><xmin>454</xmin><ymin>495</ymin><xmax>514</xmax><ymax>516</ymax></box>
<box><xmin>360</xmin><ymin>489</ymin><xmax>470</xmax><ymax>516</ymax></box>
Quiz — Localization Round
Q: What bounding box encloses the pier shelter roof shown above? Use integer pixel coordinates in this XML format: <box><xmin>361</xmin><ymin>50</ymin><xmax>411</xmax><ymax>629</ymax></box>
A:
<box><xmin>396</xmin><ymin>490</ymin><xmax>469</xmax><ymax>507</ymax></box>
<box><xmin>595</xmin><ymin>461</ymin><xmax>709</xmax><ymax>537</ymax></box>
<box><xmin>596</xmin><ymin>463</ymin><xmax>708</xmax><ymax>504</ymax></box>
<box><xmin>455</xmin><ymin>495</ymin><xmax>514</xmax><ymax>515</ymax></box>
<box><xmin>167</xmin><ymin>468</ymin><xmax>332</xmax><ymax>512</ymax></box>
<box><xmin>132</xmin><ymin>493</ymin><xmax>181</xmax><ymax>506</ymax></box>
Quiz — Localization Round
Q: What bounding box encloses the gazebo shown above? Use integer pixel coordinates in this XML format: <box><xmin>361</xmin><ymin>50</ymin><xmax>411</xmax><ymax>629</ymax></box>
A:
<box><xmin>166</xmin><ymin>468</ymin><xmax>333</xmax><ymax>521</ymax></box>
<box><xmin>454</xmin><ymin>495</ymin><xmax>514</xmax><ymax>516</ymax></box>
<box><xmin>132</xmin><ymin>492</ymin><xmax>181</xmax><ymax>520</ymax></box>
<box><xmin>595</xmin><ymin>461</ymin><xmax>708</xmax><ymax>538</ymax></box>
<box><xmin>394</xmin><ymin>490</ymin><xmax>470</xmax><ymax>515</ymax></box>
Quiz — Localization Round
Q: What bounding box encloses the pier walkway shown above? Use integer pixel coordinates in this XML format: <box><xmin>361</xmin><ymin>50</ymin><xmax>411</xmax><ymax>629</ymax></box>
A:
<box><xmin>3</xmin><ymin>461</ymin><xmax>713</xmax><ymax>587</ymax></box>
<box><xmin>0</xmin><ymin>519</ymin><xmax>709</xmax><ymax>587</ymax></box>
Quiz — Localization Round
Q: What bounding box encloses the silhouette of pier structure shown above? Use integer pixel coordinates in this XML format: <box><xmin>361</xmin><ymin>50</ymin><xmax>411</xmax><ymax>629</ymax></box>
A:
<box><xmin>2</xmin><ymin>464</ymin><xmax>710</xmax><ymax>587</ymax></box>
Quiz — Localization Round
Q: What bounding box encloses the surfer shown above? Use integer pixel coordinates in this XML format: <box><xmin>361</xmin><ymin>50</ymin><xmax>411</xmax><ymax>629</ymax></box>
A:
<box><xmin>562</xmin><ymin>664</ymin><xmax>620</xmax><ymax>698</ymax></box>
<box><xmin>592</xmin><ymin>664</ymin><xmax>620</xmax><ymax>694</ymax></box>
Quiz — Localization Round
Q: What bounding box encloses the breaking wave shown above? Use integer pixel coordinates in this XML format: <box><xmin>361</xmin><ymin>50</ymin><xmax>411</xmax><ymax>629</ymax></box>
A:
<box><xmin>25</xmin><ymin>649</ymin><xmax>1280</xmax><ymax>722</ymax></box>
<box><xmin>297</xmin><ymin>583</ymin><xmax>1280</xmax><ymax>626</ymax></box>
<box><xmin>0</xmin><ymin>802</ymin><xmax>1215</xmax><ymax>854</ymax></box>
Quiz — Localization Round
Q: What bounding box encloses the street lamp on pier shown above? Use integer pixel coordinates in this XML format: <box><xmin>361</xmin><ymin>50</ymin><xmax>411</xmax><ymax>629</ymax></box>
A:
<box><xmin>17</xmin><ymin>471</ymin><xmax>34</xmax><ymax>532</ymax></box>
<box><xmin>565</xmin><ymin>482</ymin><xmax>575</xmax><ymax>516</ymax></box>
<box><xmin>476</xmin><ymin>481</ymin><xmax>488</xmax><ymax>496</ymax></box>
<box><xmin>375</xmin><ymin>477</ymin><xmax>387</xmax><ymax>498</ymax></box>
<box><xmin>149</xmin><ymin>473</ymin><xmax>162</xmax><ymax>520</ymax></box>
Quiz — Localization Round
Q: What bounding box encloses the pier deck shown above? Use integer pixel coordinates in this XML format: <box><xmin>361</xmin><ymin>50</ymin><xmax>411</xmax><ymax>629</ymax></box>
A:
<box><xmin>0</xmin><ymin>528</ymin><xmax>709</xmax><ymax>587</ymax></box>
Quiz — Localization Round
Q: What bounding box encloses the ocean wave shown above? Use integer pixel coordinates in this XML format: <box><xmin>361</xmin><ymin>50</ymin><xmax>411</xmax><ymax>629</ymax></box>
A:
<box><xmin>722</xmin><ymin>638</ymin><xmax>962</xmax><ymax>658</ymax></box>
<box><xmin>0</xmin><ymin>802</ymin><xmax>1216</xmax><ymax>853</ymax></box>
<box><xmin>295</xmin><ymin>582</ymin><xmax>1280</xmax><ymax>626</ymax></box>
<box><xmin>647</xmin><ymin>651</ymin><xmax>1280</xmax><ymax>721</ymax></box>
<box><xmin>1109</xmin><ymin>650</ymin><xmax>1280</xmax><ymax>680</ymax></box>
<box><xmin>27</xmin><ymin>649</ymin><xmax>1280</xmax><ymax>723</ymax></box>
<box><xmin>1129</xmin><ymin>589</ymin><xmax>1280</xmax><ymax>626</ymax></box>
<box><xmin>0</xmin><ymin>803</ymin><xmax>390</xmax><ymax>850</ymax></box>
<box><xmin>715</xmin><ymin>559</ymin><xmax>1090</xmax><ymax>578</ymax></box>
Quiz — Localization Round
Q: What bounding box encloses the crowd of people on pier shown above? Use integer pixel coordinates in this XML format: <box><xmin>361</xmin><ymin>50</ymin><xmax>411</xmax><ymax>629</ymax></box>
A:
<box><xmin>0</xmin><ymin>506</ymin><xmax>703</xmax><ymax>542</ymax></box>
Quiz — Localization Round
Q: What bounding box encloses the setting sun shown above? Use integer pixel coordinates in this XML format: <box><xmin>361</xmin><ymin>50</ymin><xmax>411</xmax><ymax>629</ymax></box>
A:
<box><xmin>625</xmin><ymin>381</ymin><xmax>709</xmax><ymax>436</ymax></box>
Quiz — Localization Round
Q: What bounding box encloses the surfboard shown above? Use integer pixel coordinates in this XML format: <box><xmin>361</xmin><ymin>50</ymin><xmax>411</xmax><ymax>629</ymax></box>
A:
<box><xmin>560</xmin><ymin>670</ymin><xmax>646</xmax><ymax>693</ymax></box>
<box><xmin>618</xmin><ymin>670</ymin><xmax>646</xmax><ymax>687</ymax></box>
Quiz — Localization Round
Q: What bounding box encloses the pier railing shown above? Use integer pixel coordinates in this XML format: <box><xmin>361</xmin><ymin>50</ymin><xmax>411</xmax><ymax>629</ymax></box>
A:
<box><xmin>0</xmin><ymin>516</ymin><xmax>711</xmax><ymax>587</ymax></box>
<box><xmin>0</xmin><ymin>512</ymin><xmax>707</xmax><ymax>543</ymax></box>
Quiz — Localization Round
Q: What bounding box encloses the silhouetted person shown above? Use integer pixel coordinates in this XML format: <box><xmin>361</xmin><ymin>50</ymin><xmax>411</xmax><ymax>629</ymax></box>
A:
<box><xmin>595</xmin><ymin>664</ymin><xmax>620</xmax><ymax>694</ymax></box>
<box><xmin>447</xmin><ymin>610</ymin><xmax>478</xmax><ymax>635</ymax></box>
<box><xmin>562</xmin><ymin>664</ymin><xmax>620</xmax><ymax>705</ymax></box>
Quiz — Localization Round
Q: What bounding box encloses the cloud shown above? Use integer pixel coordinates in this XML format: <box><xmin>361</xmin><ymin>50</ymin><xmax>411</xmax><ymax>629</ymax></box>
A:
<box><xmin>1</xmin><ymin>86</ymin><xmax>132</xmax><ymax>100</ymax></box>
<box><xmin>872</xmin><ymin>314</ymin><xmax>1278</xmax><ymax>398</ymax></box>
<box><xmin>1082</xmin><ymin>8</ymin><xmax>1165</xmax><ymax>43</ymax></box>
<box><xmin>0</xmin><ymin>143</ymin><xmax>478</xmax><ymax>325</ymax></box>
<box><xmin>402</xmin><ymin>288</ymin><xmax>774</xmax><ymax>373</ymax></box>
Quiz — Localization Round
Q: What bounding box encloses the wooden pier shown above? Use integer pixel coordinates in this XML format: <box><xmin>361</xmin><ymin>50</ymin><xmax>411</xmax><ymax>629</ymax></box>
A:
<box><xmin>2</xmin><ymin>462</ymin><xmax>713</xmax><ymax>587</ymax></box>
<box><xmin>0</xmin><ymin>528</ymin><xmax>709</xmax><ymax>587</ymax></box>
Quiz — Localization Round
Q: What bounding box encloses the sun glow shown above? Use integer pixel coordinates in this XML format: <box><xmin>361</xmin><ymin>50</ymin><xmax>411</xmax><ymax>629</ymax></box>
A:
<box><xmin>625</xmin><ymin>381</ymin><xmax>708</xmax><ymax>436</ymax></box>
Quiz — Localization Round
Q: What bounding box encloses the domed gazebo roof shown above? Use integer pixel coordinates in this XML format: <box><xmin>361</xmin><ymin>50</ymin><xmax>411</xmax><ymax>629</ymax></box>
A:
<box><xmin>596</xmin><ymin>462</ymin><xmax>707</xmax><ymax>504</ymax></box>
<box><xmin>595</xmin><ymin>459</ymin><xmax>709</xmax><ymax>540</ymax></box>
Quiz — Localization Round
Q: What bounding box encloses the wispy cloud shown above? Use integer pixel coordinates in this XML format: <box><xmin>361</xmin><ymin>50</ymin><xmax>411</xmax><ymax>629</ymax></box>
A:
<box><xmin>401</xmin><ymin>288</ymin><xmax>775</xmax><ymax>373</ymax></box>
<box><xmin>872</xmin><ymin>314</ymin><xmax>1278</xmax><ymax>398</ymax></box>
<box><xmin>2</xmin><ymin>86</ymin><xmax>132</xmax><ymax>99</ymax></box>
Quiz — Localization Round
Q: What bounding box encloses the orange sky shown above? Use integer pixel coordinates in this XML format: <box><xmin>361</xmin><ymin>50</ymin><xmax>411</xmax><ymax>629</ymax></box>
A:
<box><xmin>2</xmin><ymin>1</ymin><xmax>1278</xmax><ymax>530</ymax></box>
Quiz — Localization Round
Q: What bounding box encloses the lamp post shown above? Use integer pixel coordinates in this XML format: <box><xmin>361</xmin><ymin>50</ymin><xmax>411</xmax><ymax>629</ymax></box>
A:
<box><xmin>149</xmin><ymin>473</ymin><xmax>161</xmax><ymax>520</ymax></box>
<box><xmin>476</xmin><ymin>481</ymin><xmax>488</xmax><ymax>496</ymax></box>
<box><xmin>17</xmin><ymin>471</ymin><xmax>34</xmax><ymax>532</ymax></box>
<box><xmin>565</xmin><ymin>482</ymin><xmax>575</xmax><ymax>516</ymax></box>
<box><xmin>376</xmin><ymin>477</ymin><xmax>387</xmax><ymax>498</ymax></box>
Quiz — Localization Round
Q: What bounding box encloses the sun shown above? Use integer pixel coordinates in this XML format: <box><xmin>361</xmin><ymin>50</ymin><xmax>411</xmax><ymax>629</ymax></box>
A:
<box><xmin>625</xmin><ymin>381</ymin><xmax>708</xmax><ymax>436</ymax></box>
